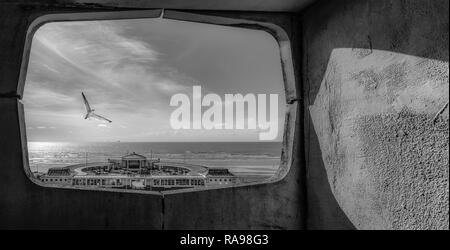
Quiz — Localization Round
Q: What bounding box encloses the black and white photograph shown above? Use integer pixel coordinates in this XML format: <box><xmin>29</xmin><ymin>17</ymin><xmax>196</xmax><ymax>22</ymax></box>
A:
<box><xmin>0</xmin><ymin>0</ymin><xmax>448</xmax><ymax>238</ymax></box>
<box><xmin>24</xmin><ymin>18</ymin><xmax>286</xmax><ymax>193</ymax></box>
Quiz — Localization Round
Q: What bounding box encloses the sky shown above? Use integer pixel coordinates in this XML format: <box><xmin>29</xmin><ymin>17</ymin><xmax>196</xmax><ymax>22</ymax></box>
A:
<box><xmin>23</xmin><ymin>18</ymin><xmax>286</xmax><ymax>142</ymax></box>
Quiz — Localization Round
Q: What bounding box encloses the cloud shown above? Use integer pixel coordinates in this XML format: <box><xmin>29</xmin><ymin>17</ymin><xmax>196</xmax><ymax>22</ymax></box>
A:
<box><xmin>35</xmin><ymin>21</ymin><xmax>159</xmax><ymax>69</ymax></box>
<box><xmin>23</xmin><ymin>88</ymin><xmax>76</xmax><ymax>109</ymax></box>
<box><xmin>30</xmin><ymin>20</ymin><xmax>189</xmax><ymax>106</ymax></box>
<box><xmin>24</xmin><ymin>18</ymin><xmax>285</xmax><ymax>142</ymax></box>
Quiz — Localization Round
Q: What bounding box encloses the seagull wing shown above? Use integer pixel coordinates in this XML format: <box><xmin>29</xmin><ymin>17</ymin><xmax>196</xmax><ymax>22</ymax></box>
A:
<box><xmin>81</xmin><ymin>92</ymin><xmax>91</xmax><ymax>113</ymax></box>
<box><xmin>91</xmin><ymin>113</ymin><xmax>112</xmax><ymax>123</ymax></box>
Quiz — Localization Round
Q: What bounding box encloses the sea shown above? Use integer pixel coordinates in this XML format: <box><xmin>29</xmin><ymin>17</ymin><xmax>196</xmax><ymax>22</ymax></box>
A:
<box><xmin>27</xmin><ymin>141</ymin><xmax>282</xmax><ymax>181</ymax></box>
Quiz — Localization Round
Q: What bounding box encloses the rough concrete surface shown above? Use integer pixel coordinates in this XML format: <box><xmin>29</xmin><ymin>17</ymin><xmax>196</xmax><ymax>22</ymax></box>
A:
<box><xmin>356</xmin><ymin>110</ymin><xmax>448</xmax><ymax>229</ymax></box>
<box><xmin>304</xmin><ymin>0</ymin><xmax>449</xmax><ymax>229</ymax></box>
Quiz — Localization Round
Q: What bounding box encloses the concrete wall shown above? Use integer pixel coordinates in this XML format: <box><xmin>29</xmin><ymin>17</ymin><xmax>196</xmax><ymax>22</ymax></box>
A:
<box><xmin>1</xmin><ymin>0</ymin><xmax>448</xmax><ymax>230</ymax></box>
<box><xmin>302</xmin><ymin>0</ymin><xmax>449</xmax><ymax>229</ymax></box>
<box><xmin>0</xmin><ymin>2</ymin><xmax>304</xmax><ymax>229</ymax></box>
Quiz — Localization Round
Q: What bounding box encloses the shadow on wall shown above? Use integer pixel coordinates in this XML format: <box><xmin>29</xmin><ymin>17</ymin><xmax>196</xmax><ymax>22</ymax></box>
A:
<box><xmin>303</xmin><ymin>0</ymin><xmax>449</xmax><ymax>229</ymax></box>
<box><xmin>307</xmin><ymin>119</ymin><xmax>356</xmax><ymax>229</ymax></box>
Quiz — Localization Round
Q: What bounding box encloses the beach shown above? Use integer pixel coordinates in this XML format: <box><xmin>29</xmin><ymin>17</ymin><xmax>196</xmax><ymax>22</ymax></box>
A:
<box><xmin>28</xmin><ymin>141</ymin><xmax>282</xmax><ymax>180</ymax></box>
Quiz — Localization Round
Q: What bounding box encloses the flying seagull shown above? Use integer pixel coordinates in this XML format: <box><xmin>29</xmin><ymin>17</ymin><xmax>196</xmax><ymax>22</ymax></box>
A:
<box><xmin>81</xmin><ymin>92</ymin><xmax>112</xmax><ymax>123</ymax></box>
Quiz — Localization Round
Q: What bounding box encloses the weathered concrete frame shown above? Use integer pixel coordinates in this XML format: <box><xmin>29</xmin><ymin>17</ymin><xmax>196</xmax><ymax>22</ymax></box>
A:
<box><xmin>17</xmin><ymin>9</ymin><xmax>298</xmax><ymax>196</ymax></box>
